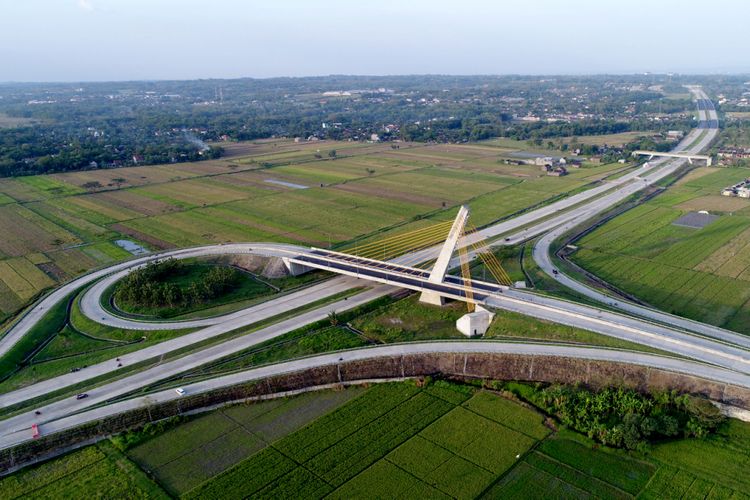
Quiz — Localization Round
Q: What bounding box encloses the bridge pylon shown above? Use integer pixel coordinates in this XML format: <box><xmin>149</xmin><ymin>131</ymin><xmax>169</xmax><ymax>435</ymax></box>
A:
<box><xmin>420</xmin><ymin>205</ymin><xmax>470</xmax><ymax>306</ymax></box>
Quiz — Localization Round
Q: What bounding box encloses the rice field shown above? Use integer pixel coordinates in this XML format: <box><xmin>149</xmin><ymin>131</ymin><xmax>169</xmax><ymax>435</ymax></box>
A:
<box><xmin>4</xmin><ymin>382</ymin><xmax>750</xmax><ymax>498</ymax></box>
<box><xmin>0</xmin><ymin>138</ymin><xmax>620</xmax><ymax>319</ymax></box>
<box><xmin>182</xmin><ymin>383</ymin><xmax>547</xmax><ymax>499</ymax></box>
<box><xmin>573</xmin><ymin>166</ymin><xmax>750</xmax><ymax>333</ymax></box>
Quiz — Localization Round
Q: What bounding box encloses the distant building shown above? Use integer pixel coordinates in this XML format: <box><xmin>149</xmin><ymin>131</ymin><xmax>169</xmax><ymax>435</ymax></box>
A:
<box><xmin>535</xmin><ymin>156</ymin><xmax>554</xmax><ymax>166</ymax></box>
<box><xmin>547</xmin><ymin>166</ymin><xmax>568</xmax><ymax>177</ymax></box>
<box><xmin>567</xmin><ymin>159</ymin><xmax>583</xmax><ymax>168</ymax></box>
<box><xmin>720</xmin><ymin>178</ymin><xmax>750</xmax><ymax>198</ymax></box>
<box><xmin>666</xmin><ymin>130</ymin><xmax>685</xmax><ymax>140</ymax></box>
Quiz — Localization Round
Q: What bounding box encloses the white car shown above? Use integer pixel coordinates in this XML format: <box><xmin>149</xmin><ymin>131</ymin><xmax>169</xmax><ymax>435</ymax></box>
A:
<box><xmin>175</xmin><ymin>388</ymin><xmax>185</xmax><ymax>396</ymax></box>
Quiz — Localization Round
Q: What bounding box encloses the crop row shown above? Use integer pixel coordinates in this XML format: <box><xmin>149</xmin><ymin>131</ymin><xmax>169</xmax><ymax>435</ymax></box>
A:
<box><xmin>252</xmin><ymin>466</ymin><xmax>332</xmax><ymax>500</ymax></box>
<box><xmin>327</xmin><ymin>459</ymin><xmax>447</xmax><ymax>500</ymax></box>
<box><xmin>182</xmin><ymin>447</ymin><xmax>296</xmax><ymax>500</ymax></box>
<box><xmin>525</xmin><ymin>452</ymin><xmax>628</xmax><ymax>500</ymax></box>
<box><xmin>276</xmin><ymin>383</ymin><xmax>420</xmax><ymax>463</ymax></box>
<box><xmin>537</xmin><ymin>439</ymin><xmax>654</xmax><ymax>495</ymax></box>
<box><xmin>480</xmin><ymin>461</ymin><xmax>589</xmax><ymax>499</ymax></box>
<box><xmin>420</xmin><ymin>405</ymin><xmax>536</xmax><ymax>476</ymax></box>
<box><xmin>0</xmin><ymin>447</ymin><xmax>104</xmax><ymax>498</ymax></box>
<box><xmin>304</xmin><ymin>392</ymin><xmax>453</xmax><ymax>486</ymax></box>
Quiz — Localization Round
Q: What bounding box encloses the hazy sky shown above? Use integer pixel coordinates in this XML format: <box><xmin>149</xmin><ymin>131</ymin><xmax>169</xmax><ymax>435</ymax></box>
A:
<box><xmin>1</xmin><ymin>0</ymin><xmax>748</xmax><ymax>82</ymax></box>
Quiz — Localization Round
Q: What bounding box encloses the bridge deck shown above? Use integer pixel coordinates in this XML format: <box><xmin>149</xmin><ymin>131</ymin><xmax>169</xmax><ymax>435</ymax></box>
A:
<box><xmin>291</xmin><ymin>249</ymin><xmax>507</xmax><ymax>304</ymax></box>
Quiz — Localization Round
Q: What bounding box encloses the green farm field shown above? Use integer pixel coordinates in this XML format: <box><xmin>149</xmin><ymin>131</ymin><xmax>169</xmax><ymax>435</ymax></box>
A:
<box><xmin>0</xmin><ymin>139</ymin><xmax>623</xmax><ymax>323</ymax></box>
<box><xmin>572</xmin><ymin>166</ymin><xmax>750</xmax><ymax>333</ymax></box>
<box><xmin>6</xmin><ymin>382</ymin><xmax>750</xmax><ymax>499</ymax></box>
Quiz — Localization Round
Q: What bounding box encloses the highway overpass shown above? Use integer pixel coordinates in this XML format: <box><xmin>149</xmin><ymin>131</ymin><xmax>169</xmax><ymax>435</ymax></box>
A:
<box><xmin>632</xmin><ymin>150</ymin><xmax>712</xmax><ymax>166</ymax></box>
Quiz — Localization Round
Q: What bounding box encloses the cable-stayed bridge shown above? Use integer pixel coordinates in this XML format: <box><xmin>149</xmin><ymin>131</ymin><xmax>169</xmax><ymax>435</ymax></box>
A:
<box><xmin>284</xmin><ymin>205</ymin><xmax>513</xmax><ymax>315</ymax></box>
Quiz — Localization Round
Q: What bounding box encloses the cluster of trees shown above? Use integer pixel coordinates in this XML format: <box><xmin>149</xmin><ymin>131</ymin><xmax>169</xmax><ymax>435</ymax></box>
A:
<box><xmin>536</xmin><ymin>385</ymin><xmax>725</xmax><ymax>450</ymax></box>
<box><xmin>0</xmin><ymin>74</ymin><xmax>701</xmax><ymax>177</ymax></box>
<box><xmin>114</xmin><ymin>259</ymin><xmax>240</xmax><ymax>310</ymax></box>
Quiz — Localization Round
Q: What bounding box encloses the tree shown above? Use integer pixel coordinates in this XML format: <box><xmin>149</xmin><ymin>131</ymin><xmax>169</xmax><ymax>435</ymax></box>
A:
<box><xmin>328</xmin><ymin>149</ymin><xmax>337</xmax><ymax>158</ymax></box>
<box><xmin>328</xmin><ymin>310</ymin><xmax>339</xmax><ymax>327</ymax></box>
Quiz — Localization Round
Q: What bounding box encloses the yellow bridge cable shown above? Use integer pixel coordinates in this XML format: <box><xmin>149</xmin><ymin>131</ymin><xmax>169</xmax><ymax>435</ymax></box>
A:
<box><xmin>474</xmin><ymin>244</ymin><xmax>513</xmax><ymax>286</ymax></box>
<box><xmin>348</xmin><ymin>220</ymin><xmax>453</xmax><ymax>256</ymax></box>
<box><xmin>457</xmin><ymin>234</ymin><xmax>475</xmax><ymax>313</ymax></box>
<box><xmin>351</xmin><ymin>223</ymin><xmax>453</xmax><ymax>261</ymax></box>
<box><xmin>466</xmin><ymin>222</ymin><xmax>514</xmax><ymax>286</ymax></box>
<box><xmin>355</xmin><ymin>232</ymin><xmax>449</xmax><ymax>263</ymax></box>
<box><xmin>349</xmin><ymin>220</ymin><xmax>453</xmax><ymax>252</ymax></box>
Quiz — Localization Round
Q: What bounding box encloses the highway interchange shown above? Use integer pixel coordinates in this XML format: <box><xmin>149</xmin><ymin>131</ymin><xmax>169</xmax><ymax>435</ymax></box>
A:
<box><xmin>0</xmin><ymin>86</ymin><xmax>742</xmax><ymax>450</ymax></box>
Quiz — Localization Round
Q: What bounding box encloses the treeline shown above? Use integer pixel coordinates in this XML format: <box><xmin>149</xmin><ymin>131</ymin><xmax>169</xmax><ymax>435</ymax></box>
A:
<box><xmin>0</xmin><ymin>75</ymin><xmax>698</xmax><ymax>177</ymax></box>
<box><xmin>533</xmin><ymin>385</ymin><xmax>724</xmax><ymax>450</ymax></box>
<box><xmin>114</xmin><ymin>259</ymin><xmax>239</xmax><ymax>310</ymax></box>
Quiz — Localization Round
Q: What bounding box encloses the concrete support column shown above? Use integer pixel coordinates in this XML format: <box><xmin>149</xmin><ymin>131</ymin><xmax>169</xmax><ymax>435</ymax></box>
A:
<box><xmin>419</xmin><ymin>205</ymin><xmax>470</xmax><ymax>306</ymax></box>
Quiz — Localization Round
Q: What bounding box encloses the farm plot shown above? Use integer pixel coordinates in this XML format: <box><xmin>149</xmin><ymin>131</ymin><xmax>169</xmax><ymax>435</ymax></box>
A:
<box><xmin>648</xmin><ymin>420</ymin><xmax>750</xmax><ymax>494</ymax></box>
<box><xmin>233</xmin><ymin>147</ymin><xmax>335</xmax><ymax>166</ymax></box>
<box><xmin>468</xmin><ymin>185</ymin><xmax>558</xmax><ymax>226</ymax></box>
<box><xmin>0</xmin><ymin>443</ymin><xmax>166</xmax><ymax>499</ymax></box>
<box><xmin>48</xmin><ymin>195</ymin><xmax>143</xmax><ymax>225</ymax></box>
<box><xmin>46</xmin><ymin>247</ymin><xmax>99</xmax><ymax>277</ymax></box>
<box><xmin>536</xmin><ymin>438</ymin><xmax>654</xmax><ymax>495</ymax></box>
<box><xmin>0</xmin><ymin>257</ymin><xmax>55</xmax><ymax>303</ymax></box>
<box><xmin>419</xmin><ymin>406</ymin><xmax>536</xmax><ymax>475</ymax></box>
<box><xmin>456</xmin><ymin>157</ymin><xmax>540</xmax><ymax>177</ymax></box>
<box><xmin>185</xmin><ymin>384</ymin><xmax>549</xmax><ymax>500</ymax></box>
<box><xmin>487</xmin><ymin>421</ymin><xmax>750</xmax><ymax>499</ymax></box>
<box><xmin>218</xmin><ymin>138</ymin><xmax>297</xmax><ymax>158</ymax></box>
<box><xmin>344</xmin><ymin>167</ymin><xmax>510</xmax><ymax>205</ymax></box>
<box><xmin>0</xmin><ymin>191</ymin><xmax>15</xmax><ymax>205</ymax></box>
<box><xmin>120</xmin><ymin>208</ymin><xmax>294</xmax><ymax>247</ymax></box>
<box><xmin>653</xmin><ymin>216</ymin><xmax>750</xmax><ymax>269</ymax></box>
<box><xmin>53</xmin><ymin>163</ymin><xmax>202</xmax><ymax>192</ymax></box>
<box><xmin>119</xmin><ymin>186</ymin><xmax>432</xmax><ymax>247</ymax></box>
<box><xmin>225</xmin><ymin>188</ymin><xmax>431</xmax><ymax>242</ymax></box>
<box><xmin>0</xmin><ymin>178</ymin><xmax>65</xmax><ymax>203</ymax></box>
<box><xmin>15</xmin><ymin>175</ymin><xmax>85</xmax><ymax>198</ymax></box>
<box><xmin>483</xmin><ymin>443</ymin><xmax>643</xmax><ymax>500</ymax></box>
<box><xmin>678</xmin><ymin>194</ymin><xmax>750</xmax><ymax>213</ymax></box>
<box><xmin>128</xmin><ymin>388</ymin><xmax>364</xmax><ymax>495</ymax></box>
<box><xmin>271</xmin><ymin>159</ymin><xmax>384</xmax><ymax>185</ymax></box>
<box><xmin>0</xmin><ymin>204</ymin><xmax>80</xmax><ymax>257</ymax></box>
<box><xmin>88</xmin><ymin>189</ymin><xmax>183</xmax><ymax>217</ymax></box>
<box><xmin>681</xmin><ymin>166</ymin><xmax>750</xmax><ymax>192</ymax></box>
<box><xmin>133</xmin><ymin>177</ymin><xmax>256</xmax><ymax>207</ymax></box>
<box><xmin>461</xmin><ymin>390</ymin><xmax>550</xmax><ymax>440</ymax></box>
<box><xmin>512</xmin><ymin>174</ymin><xmax>588</xmax><ymax>194</ymax></box>
<box><xmin>24</xmin><ymin>201</ymin><xmax>115</xmax><ymax>242</ymax></box>
<box><xmin>384</xmin><ymin>145</ymin><xmax>492</xmax><ymax>163</ymax></box>
<box><xmin>267</xmin><ymin>155</ymin><xmax>427</xmax><ymax>186</ymax></box>
<box><xmin>696</xmin><ymin>225</ymin><xmax>750</xmax><ymax>276</ymax></box>
<box><xmin>574</xmin><ymin>187</ymin><xmax>750</xmax><ymax>332</ymax></box>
